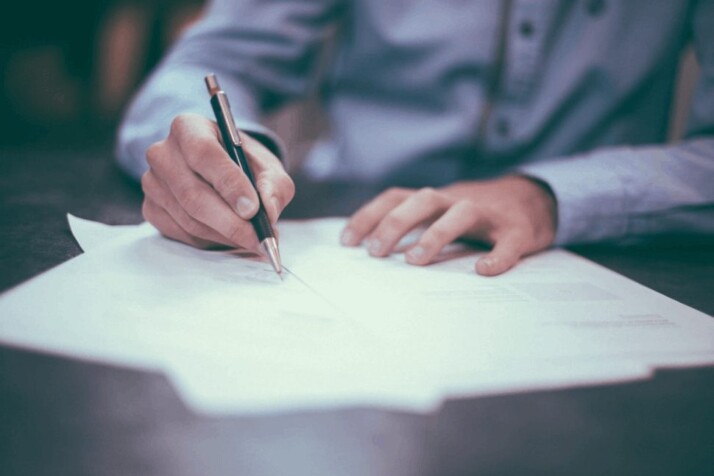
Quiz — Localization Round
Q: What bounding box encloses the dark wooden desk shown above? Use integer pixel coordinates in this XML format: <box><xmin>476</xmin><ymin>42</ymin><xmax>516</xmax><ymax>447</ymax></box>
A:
<box><xmin>1</xmin><ymin>145</ymin><xmax>713</xmax><ymax>476</ymax></box>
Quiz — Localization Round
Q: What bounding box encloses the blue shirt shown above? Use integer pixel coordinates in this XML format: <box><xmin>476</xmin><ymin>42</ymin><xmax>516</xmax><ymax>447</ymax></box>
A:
<box><xmin>117</xmin><ymin>0</ymin><xmax>714</xmax><ymax>245</ymax></box>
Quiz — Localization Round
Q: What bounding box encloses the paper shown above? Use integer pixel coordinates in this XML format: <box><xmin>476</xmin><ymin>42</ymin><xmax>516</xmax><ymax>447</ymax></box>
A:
<box><xmin>68</xmin><ymin>214</ymin><xmax>138</xmax><ymax>252</ymax></box>
<box><xmin>0</xmin><ymin>216</ymin><xmax>712</xmax><ymax>415</ymax></box>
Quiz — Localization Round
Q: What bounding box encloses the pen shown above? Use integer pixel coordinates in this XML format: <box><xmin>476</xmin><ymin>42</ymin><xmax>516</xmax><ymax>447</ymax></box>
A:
<box><xmin>204</xmin><ymin>73</ymin><xmax>282</xmax><ymax>277</ymax></box>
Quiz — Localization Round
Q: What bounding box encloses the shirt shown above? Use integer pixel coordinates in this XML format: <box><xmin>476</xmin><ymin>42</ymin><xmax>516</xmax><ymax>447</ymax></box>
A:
<box><xmin>116</xmin><ymin>0</ymin><xmax>714</xmax><ymax>245</ymax></box>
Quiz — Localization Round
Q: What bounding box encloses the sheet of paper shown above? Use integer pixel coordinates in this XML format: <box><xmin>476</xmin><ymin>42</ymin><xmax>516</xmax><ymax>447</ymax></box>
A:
<box><xmin>0</xmin><ymin>216</ymin><xmax>712</xmax><ymax>415</ymax></box>
<box><xmin>3</xmin><ymin>218</ymin><xmax>442</xmax><ymax>413</ymax></box>
<box><xmin>67</xmin><ymin>214</ymin><xmax>139</xmax><ymax>252</ymax></box>
<box><xmin>277</xmin><ymin>220</ymin><xmax>714</xmax><ymax>399</ymax></box>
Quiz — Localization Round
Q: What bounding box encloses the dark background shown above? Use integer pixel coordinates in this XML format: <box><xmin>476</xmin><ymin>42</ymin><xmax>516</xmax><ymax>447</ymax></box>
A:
<box><xmin>0</xmin><ymin>0</ymin><xmax>204</xmax><ymax>147</ymax></box>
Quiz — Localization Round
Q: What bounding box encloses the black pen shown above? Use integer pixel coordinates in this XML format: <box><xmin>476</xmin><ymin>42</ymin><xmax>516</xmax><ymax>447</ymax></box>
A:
<box><xmin>204</xmin><ymin>73</ymin><xmax>282</xmax><ymax>277</ymax></box>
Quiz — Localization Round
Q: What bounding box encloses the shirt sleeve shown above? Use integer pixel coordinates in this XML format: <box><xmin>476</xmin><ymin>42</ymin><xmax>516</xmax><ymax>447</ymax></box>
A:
<box><xmin>115</xmin><ymin>0</ymin><xmax>341</xmax><ymax>180</ymax></box>
<box><xmin>517</xmin><ymin>0</ymin><xmax>714</xmax><ymax>246</ymax></box>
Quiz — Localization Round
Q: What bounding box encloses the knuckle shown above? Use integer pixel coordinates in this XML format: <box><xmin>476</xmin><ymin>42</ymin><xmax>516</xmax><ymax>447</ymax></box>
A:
<box><xmin>216</xmin><ymin>171</ymin><xmax>244</xmax><ymax>196</ymax></box>
<box><xmin>185</xmin><ymin>138</ymin><xmax>217</xmax><ymax>168</ymax></box>
<box><xmin>425</xmin><ymin>225</ymin><xmax>449</xmax><ymax>245</ymax></box>
<box><xmin>145</xmin><ymin>142</ymin><xmax>165</xmax><ymax>168</ymax></box>
<box><xmin>170</xmin><ymin>114</ymin><xmax>218</xmax><ymax>160</ymax></box>
<box><xmin>455</xmin><ymin>199</ymin><xmax>479</xmax><ymax>217</ymax></box>
<box><xmin>169</xmin><ymin>113</ymin><xmax>194</xmax><ymax>139</ymax></box>
<box><xmin>178</xmin><ymin>186</ymin><xmax>207</xmax><ymax>216</ymax></box>
<box><xmin>416</xmin><ymin>187</ymin><xmax>439</xmax><ymax>202</ymax></box>
<box><xmin>181</xmin><ymin>218</ymin><xmax>205</xmax><ymax>238</ymax></box>
<box><xmin>381</xmin><ymin>212</ymin><xmax>408</xmax><ymax>231</ymax></box>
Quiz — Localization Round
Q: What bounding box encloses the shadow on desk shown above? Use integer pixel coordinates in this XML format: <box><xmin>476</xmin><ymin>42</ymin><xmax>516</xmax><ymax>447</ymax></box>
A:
<box><xmin>1</xmin><ymin>345</ymin><xmax>713</xmax><ymax>476</ymax></box>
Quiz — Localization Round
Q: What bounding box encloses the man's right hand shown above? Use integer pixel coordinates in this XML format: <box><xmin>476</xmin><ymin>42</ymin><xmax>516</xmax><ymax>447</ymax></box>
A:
<box><xmin>141</xmin><ymin>113</ymin><xmax>295</xmax><ymax>250</ymax></box>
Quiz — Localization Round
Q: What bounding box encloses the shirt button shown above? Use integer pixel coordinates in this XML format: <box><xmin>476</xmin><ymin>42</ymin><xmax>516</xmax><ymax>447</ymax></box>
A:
<box><xmin>586</xmin><ymin>0</ymin><xmax>606</xmax><ymax>16</ymax></box>
<box><xmin>519</xmin><ymin>21</ymin><xmax>535</xmax><ymax>38</ymax></box>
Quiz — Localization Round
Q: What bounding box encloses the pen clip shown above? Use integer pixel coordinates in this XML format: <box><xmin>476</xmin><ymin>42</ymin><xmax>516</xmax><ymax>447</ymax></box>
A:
<box><xmin>216</xmin><ymin>93</ymin><xmax>243</xmax><ymax>148</ymax></box>
<box><xmin>205</xmin><ymin>74</ymin><xmax>243</xmax><ymax>147</ymax></box>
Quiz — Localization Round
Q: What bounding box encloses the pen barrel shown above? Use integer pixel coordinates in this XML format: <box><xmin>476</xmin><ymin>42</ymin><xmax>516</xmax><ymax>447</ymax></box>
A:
<box><xmin>210</xmin><ymin>95</ymin><xmax>275</xmax><ymax>242</ymax></box>
<box><xmin>234</xmin><ymin>144</ymin><xmax>275</xmax><ymax>241</ymax></box>
<box><xmin>249</xmin><ymin>205</ymin><xmax>274</xmax><ymax>243</ymax></box>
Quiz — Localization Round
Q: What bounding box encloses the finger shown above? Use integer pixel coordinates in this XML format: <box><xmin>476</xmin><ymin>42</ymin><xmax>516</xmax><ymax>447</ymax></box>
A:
<box><xmin>146</xmin><ymin>138</ymin><xmax>259</xmax><ymax>251</ymax></box>
<box><xmin>169</xmin><ymin>114</ymin><xmax>261</xmax><ymax>220</ymax></box>
<box><xmin>366</xmin><ymin>187</ymin><xmax>448</xmax><ymax>257</ymax></box>
<box><xmin>405</xmin><ymin>200</ymin><xmax>484</xmax><ymax>265</ymax></box>
<box><xmin>475</xmin><ymin>231</ymin><xmax>527</xmax><ymax>276</ymax></box>
<box><xmin>255</xmin><ymin>170</ymin><xmax>295</xmax><ymax>225</ymax></box>
<box><xmin>141</xmin><ymin>171</ymin><xmax>236</xmax><ymax>247</ymax></box>
<box><xmin>236</xmin><ymin>133</ymin><xmax>295</xmax><ymax>223</ymax></box>
<box><xmin>142</xmin><ymin>198</ymin><xmax>215</xmax><ymax>249</ymax></box>
<box><xmin>341</xmin><ymin>187</ymin><xmax>411</xmax><ymax>246</ymax></box>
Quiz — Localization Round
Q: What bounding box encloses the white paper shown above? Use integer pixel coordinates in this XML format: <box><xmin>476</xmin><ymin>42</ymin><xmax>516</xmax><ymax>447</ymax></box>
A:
<box><xmin>68</xmin><ymin>214</ymin><xmax>139</xmax><ymax>252</ymax></box>
<box><xmin>0</xmin><ymin>216</ymin><xmax>712</xmax><ymax>415</ymax></box>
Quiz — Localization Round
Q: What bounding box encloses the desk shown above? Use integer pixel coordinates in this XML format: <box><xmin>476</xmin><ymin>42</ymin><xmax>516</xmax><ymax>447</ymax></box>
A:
<box><xmin>1</xmin><ymin>145</ymin><xmax>713</xmax><ymax>476</ymax></box>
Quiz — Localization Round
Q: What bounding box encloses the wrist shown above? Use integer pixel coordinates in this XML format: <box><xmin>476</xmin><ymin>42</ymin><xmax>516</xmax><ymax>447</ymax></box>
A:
<box><xmin>512</xmin><ymin>174</ymin><xmax>558</xmax><ymax>245</ymax></box>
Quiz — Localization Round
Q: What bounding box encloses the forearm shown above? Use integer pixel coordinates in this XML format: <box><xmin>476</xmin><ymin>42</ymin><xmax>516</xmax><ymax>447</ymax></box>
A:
<box><xmin>116</xmin><ymin>64</ymin><xmax>282</xmax><ymax>180</ymax></box>
<box><xmin>116</xmin><ymin>0</ymin><xmax>340</xmax><ymax>179</ymax></box>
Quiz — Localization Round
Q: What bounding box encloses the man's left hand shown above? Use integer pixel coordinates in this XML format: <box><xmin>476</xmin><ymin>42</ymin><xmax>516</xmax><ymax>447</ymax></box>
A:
<box><xmin>340</xmin><ymin>176</ymin><xmax>558</xmax><ymax>276</ymax></box>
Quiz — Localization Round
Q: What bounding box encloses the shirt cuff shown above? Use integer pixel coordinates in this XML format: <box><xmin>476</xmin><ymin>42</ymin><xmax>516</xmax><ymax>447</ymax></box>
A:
<box><xmin>516</xmin><ymin>153</ymin><xmax>630</xmax><ymax>245</ymax></box>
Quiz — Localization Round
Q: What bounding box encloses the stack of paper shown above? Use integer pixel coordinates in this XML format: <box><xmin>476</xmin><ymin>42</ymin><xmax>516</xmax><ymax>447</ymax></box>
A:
<box><xmin>0</xmin><ymin>216</ymin><xmax>712</xmax><ymax>415</ymax></box>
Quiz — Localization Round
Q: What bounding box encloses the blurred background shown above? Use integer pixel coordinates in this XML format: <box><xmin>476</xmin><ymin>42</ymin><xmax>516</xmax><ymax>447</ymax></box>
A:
<box><xmin>0</xmin><ymin>0</ymin><xmax>204</xmax><ymax>147</ymax></box>
<box><xmin>0</xmin><ymin>0</ymin><xmax>700</xmax><ymax>153</ymax></box>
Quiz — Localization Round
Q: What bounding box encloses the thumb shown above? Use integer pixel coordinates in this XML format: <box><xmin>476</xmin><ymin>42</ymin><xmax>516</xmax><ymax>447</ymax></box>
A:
<box><xmin>475</xmin><ymin>232</ymin><xmax>526</xmax><ymax>276</ymax></box>
<box><xmin>242</xmin><ymin>136</ymin><xmax>295</xmax><ymax>225</ymax></box>
<box><xmin>255</xmin><ymin>172</ymin><xmax>295</xmax><ymax>225</ymax></box>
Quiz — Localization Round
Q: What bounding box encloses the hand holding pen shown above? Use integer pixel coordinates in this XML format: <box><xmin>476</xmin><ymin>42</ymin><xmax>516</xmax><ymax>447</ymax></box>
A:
<box><xmin>139</xmin><ymin>78</ymin><xmax>295</xmax><ymax>272</ymax></box>
<box><xmin>205</xmin><ymin>74</ymin><xmax>282</xmax><ymax>275</ymax></box>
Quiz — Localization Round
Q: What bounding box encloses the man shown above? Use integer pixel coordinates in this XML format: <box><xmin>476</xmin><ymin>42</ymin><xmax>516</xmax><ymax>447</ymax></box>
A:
<box><xmin>117</xmin><ymin>0</ymin><xmax>714</xmax><ymax>276</ymax></box>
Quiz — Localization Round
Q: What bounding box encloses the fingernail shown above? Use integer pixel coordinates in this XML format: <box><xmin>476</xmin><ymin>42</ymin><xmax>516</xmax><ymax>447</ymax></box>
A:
<box><xmin>368</xmin><ymin>238</ymin><xmax>382</xmax><ymax>255</ymax></box>
<box><xmin>479</xmin><ymin>257</ymin><xmax>495</xmax><ymax>269</ymax></box>
<box><xmin>407</xmin><ymin>246</ymin><xmax>425</xmax><ymax>261</ymax></box>
<box><xmin>341</xmin><ymin>229</ymin><xmax>355</xmax><ymax>245</ymax></box>
<box><xmin>236</xmin><ymin>197</ymin><xmax>256</xmax><ymax>218</ymax></box>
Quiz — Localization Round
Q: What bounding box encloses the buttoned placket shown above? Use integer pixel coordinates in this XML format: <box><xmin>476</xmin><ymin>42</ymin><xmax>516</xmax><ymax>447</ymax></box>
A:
<box><xmin>477</xmin><ymin>0</ymin><xmax>560</xmax><ymax>156</ymax></box>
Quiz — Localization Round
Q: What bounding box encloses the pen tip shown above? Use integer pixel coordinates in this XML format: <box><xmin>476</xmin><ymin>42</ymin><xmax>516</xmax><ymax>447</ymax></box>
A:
<box><xmin>260</xmin><ymin>238</ymin><xmax>283</xmax><ymax>280</ymax></box>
